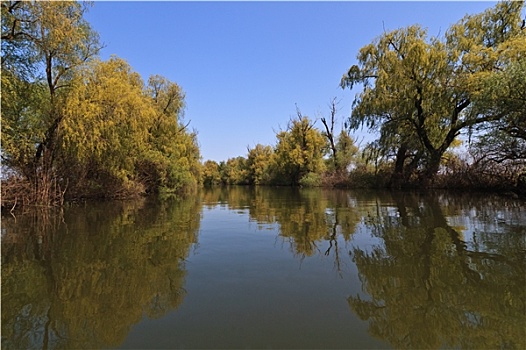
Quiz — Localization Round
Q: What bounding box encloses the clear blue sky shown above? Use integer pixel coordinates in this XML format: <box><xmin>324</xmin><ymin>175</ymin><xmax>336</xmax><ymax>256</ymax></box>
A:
<box><xmin>85</xmin><ymin>1</ymin><xmax>499</xmax><ymax>162</ymax></box>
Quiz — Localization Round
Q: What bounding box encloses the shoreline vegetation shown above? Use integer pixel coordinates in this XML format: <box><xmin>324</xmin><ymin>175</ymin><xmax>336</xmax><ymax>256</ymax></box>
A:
<box><xmin>1</xmin><ymin>1</ymin><xmax>525</xmax><ymax>210</ymax></box>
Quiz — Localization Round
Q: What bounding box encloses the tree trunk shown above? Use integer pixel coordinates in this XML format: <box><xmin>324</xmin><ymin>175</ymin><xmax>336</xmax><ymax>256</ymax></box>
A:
<box><xmin>421</xmin><ymin>151</ymin><xmax>442</xmax><ymax>187</ymax></box>
<box><xmin>389</xmin><ymin>143</ymin><xmax>408</xmax><ymax>189</ymax></box>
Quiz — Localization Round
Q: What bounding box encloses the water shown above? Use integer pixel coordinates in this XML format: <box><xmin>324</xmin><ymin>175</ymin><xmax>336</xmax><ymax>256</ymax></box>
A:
<box><xmin>2</xmin><ymin>187</ymin><xmax>525</xmax><ymax>349</ymax></box>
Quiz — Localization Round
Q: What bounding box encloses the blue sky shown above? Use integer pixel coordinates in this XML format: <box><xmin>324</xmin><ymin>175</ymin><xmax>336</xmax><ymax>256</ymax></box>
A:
<box><xmin>85</xmin><ymin>1</ymin><xmax>499</xmax><ymax>162</ymax></box>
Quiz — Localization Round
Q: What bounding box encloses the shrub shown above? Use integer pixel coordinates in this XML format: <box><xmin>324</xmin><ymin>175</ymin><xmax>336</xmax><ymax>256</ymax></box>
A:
<box><xmin>299</xmin><ymin>172</ymin><xmax>322</xmax><ymax>187</ymax></box>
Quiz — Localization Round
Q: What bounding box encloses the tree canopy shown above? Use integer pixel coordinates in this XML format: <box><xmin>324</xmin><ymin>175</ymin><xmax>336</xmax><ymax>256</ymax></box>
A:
<box><xmin>341</xmin><ymin>0</ymin><xmax>525</xmax><ymax>186</ymax></box>
<box><xmin>2</xmin><ymin>0</ymin><xmax>525</xmax><ymax>205</ymax></box>
<box><xmin>1</xmin><ymin>1</ymin><xmax>201</xmax><ymax>202</ymax></box>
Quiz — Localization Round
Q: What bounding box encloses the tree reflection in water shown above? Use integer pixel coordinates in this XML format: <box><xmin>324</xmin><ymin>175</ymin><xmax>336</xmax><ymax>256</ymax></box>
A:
<box><xmin>203</xmin><ymin>188</ymin><xmax>525</xmax><ymax>348</ymax></box>
<box><xmin>1</xmin><ymin>198</ymin><xmax>200</xmax><ymax>350</ymax></box>
<box><xmin>2</xmin><ymin>188</ymin><xmax>524</xmax><ymax>349</ymax></box>
<box><xmin>347</xmin><ymin>192</ymin><xmax>525</xmax><ymax>349</ymax></box>
<box><xmin>202</xmin><ymin>186</ymin><xmax>361</xmax><ymax>271</ymax></box>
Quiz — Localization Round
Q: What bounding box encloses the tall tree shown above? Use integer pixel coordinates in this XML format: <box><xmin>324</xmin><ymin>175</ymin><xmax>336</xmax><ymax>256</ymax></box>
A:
<box><xmin>320</xmin><ymin>98</ymin><xmax>358</xmax><ymax>174</ymax></box>
<box><xmin>1</xmin><ymin>1</ymin><xmax>101</xmax><ymax>203</ymax></box>
<box><xmin>60</xmin><ymin>58</ymin><xmax>200</xmax><ymax>198</ymax></box>
<box><xmin>334</xmin><ymin>129</ymin><xmax>359</xmax><ymax>173</ymax></box>
<box><xmin>60</xmin><ymin>57</ymin><xmax>155</xmax><ymax>197</ymax></box>
<box><xmin>320</xmin><ymin>98</ymin><xmax>341</xmax><ymax>171</ymax></box>
<box><xmin>142</xmin><ymin>74</ymin><xmax>201</xmax><ymax>194</ymax></box>
<box><xmin>202</xmin><ymin>160</ymin><xmax>221</xmax><ymax>186</ymax></box>
<box><xmin>470</xmin><ymin>58</ymin><xmax>526</xmax><ymax>162</ymax></box>
<box><xmin>341</xmin><ymin>1</ymin><xmax>525</xmax><ymax>185</ymax></box>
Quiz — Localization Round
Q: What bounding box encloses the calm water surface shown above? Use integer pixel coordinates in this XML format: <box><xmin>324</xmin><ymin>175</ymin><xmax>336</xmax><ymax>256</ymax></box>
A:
<box><xmin>2</xmin><ymin>187</ymin><xmax>525</xmax><ymax>349</ymax></box>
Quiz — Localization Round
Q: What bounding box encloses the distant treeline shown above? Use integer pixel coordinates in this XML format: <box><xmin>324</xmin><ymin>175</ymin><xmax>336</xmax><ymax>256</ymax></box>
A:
<box><xmin>1</xmin><ymin>1</ymin><xmax>525</xmax><ymax>208</ymax></box>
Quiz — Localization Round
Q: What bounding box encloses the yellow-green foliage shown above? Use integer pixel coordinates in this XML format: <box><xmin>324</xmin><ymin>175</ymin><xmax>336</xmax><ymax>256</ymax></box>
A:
<box><xmin>1</xmin><ymin>1</ymin><xmax>100</xmax><ymax>178</ymax></box>
<box><xmin>341</xmin><ymin>0</ymin><xmax>525</xmax><ymax>182</ymax></box>
<box><xmin>59</xmin><ymin>57</ymin><xmax>201</xmax><ymax>197</ymax></box>
<box><xmin>246</xmin><ymin>144</ymin><xmax>274</xmax><ymax>185</ymax></box>
<box><xmin>273</xmin><ymin>116</ymin><xmax>327</xmax><ymax>185</ymax></box>
<box><xmin>202</xmin><ymin>160</ymin><xmax>221</xmax><ymax>186</ymax></box>
<box><xmin>219</xmin><ymin>157</ymin><xmax>250</xmax><ymax>185</ymax></box>
<box><xmin>61</xmin><ymin>57</ymin><xmax>154</xmax><ymax>179</ymax></box>
<box><xmin>1</xmin><ymin>70</ymin><xmax>48</xmax><ymax>177</ymax></box>
<box><xmin>334</xmin><ymin>130</ymin><xmax>359</xmax><ymax>172</ymax></box>
<box><xmin>143</xmin><ymin>74</ymin><xmax>201</xmax><ymax>194</ymax></box>
<box><xmin>1</xmin><ymin>1</ymin><xmax>200</xmax><ymax>200</ymax></box>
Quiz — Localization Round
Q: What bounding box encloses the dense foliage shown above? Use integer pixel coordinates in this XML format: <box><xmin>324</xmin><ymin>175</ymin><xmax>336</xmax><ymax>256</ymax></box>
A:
<box><xmin>2</xmin><ymin>1</ymin><xmax>524</xmax><ymax>207</ymax></box>
<box><xmin>204</xmin><ymin>1</ymin><xmax>525</xmax><ymax>195</ymax></box>
<box><xmin>202</xmin><ymin>113</ymin><xmax>359</xmax><ymax>187</ymax></box>
<box><xmin>340</xmin><ymin>0</ymin><xmax>525</xmax><ymax>189</ymax></box>
<box><xmin>1</xmin><ymin>1</ymin><xmax>201</xmax><ymax>204</ymax></box>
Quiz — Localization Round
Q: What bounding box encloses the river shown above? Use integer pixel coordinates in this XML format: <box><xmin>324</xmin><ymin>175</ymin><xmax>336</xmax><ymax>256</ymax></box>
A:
<box><xmin>1</xmin><ymin>187</ymin><xmax>525</xmax><ymax>349</ymax></box>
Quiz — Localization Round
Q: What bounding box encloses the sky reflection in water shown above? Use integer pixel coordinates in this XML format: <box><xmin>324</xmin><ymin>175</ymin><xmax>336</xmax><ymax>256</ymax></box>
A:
<box><xmin>2</xmin><ymin>188</ymin><xmax>525</xmax><ymax>349</ymax></box>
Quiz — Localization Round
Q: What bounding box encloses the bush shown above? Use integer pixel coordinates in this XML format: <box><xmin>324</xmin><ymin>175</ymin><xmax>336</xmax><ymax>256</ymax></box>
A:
<box><xmin>299</xmin><ymin>172</ymin><xmax>322</xmax><ymax>187</ymax></box>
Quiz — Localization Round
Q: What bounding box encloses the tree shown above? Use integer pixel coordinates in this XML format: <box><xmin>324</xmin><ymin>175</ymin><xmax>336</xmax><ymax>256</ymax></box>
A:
<box><xmin>219</xmin><ymin>157</ymin><xmax>249</xmax><ymax>185</ymax></box>
<box><xmin>246</xmin><ymin>144</ymin><xmax>274</xmax><ymax>185</ymax></box>
<box><xmin>273</xmin><ymin>113</ymin><xmax>327</xmax><ymax>185</ymax></box>
<box><xmin>1</xmin><ymin>2</ymin><xmax>201</xmax><ymax>202</ymax></box>
<box><xmin>334</xmin><ymin>130</ymin><xmax>359</xmax><ymax>173</ymax></box>
<box><xmin>59</xmin><ymin>57</ymin><xmax>155</xmax><ymax>197</ymax></box>
<box><xmin>470</xmin><ymin>58</ymin><xmax>526</xmax><ymax>162</ymax></box>
<box><xmin>142</xmin><ymin>74</ymin><xmax>200</xmax><ymax>194</ymax></box>
<box><xmin>202</xmin><ymin>160</ymin><xmax>221</xmax><ymax>186</ymax></box>
<box><xmin>59</xmin><ymin>57</ymin><xmax>200</xmax><ymax>198</ymax></box>
<box><xmin>320</xmin><ymin>98</ymin><xmax>341</xmax><ymax>171</ymax></box>
<box><xmin>1</xmin><ymin>1</ymin><xmax>101</xmax><ymax>203</ymax></box>
<box><xmin>341</xmin><ymin>1</ymin><xmax>525</xmax><ymax>185</ymax></box>
<box><xmin>320</xmin><ymin>98</ymin><xmax>359</xmax><ymax>174</ymax></box>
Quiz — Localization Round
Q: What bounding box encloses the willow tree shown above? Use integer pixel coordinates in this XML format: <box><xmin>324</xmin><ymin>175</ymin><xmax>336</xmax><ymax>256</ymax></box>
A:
<box><xmin>59</xmin><ymin>58</ymin><xmax>200</xmax><ymax>198</ymax></box>
<box><xmin>142</xmin><ymin>74</ymin><xmax>201</xmax><ymax>194</ymax></box>
<box><xmin>219</xmin><ymin>157</ymin><xmax>249</xmax><ymax>185</ymax></box>
<box><xmin>467</xmin><ymin>31</ymin><xmax>526</xmax><ymax>163</ymax></box>
<box><xmin>341</xmin><ymin>1</ymin><xmax>525</xmax><ymax>185</ymax></box>
<box><xmin>60</xmin><ymin>57</ymin><xmax>156</xmax><ymax>197</ymax></box>
<box><xmin>1</xmin><ymin>1</ymin><xmax>101</xmax><ymax>203</ymax></box>
<box><xmin>273</xmin><ymin>114</ymin><xmax>327</xmax><ymax>186</ymax></box>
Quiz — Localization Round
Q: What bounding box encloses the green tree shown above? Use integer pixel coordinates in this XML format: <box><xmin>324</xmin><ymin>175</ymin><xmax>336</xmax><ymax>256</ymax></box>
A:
<box><xmin>341</xmin><ymin>1</ymin><xmax>525</xmax><ymax>185</ymax></box>
<box><xmin>59</xmin><ymin>58</ymin><xmax>201</xmax><ymax>198</ymax></box>
<box><xmin>273</xmin><ymin>114</ymin><xmax>327</xmax><ymax>185</ymax></box>
<box><xmin>219</xmin><ymin>157</ymin><xmax>249</xmax><ymax>185</ymax></box>
<box><xmin>202</xmin><ymin>160</ymin><xmax>221</xmax><ymax>186</ymax></box>
<box><xmin>246</xmin><ymin>144</ymin><xmax>274</xmax><ymax>185</ymax></box>
<box><xmin>1</xmin><ymin>2</ymin><xmax>200</xmax><ymax>203</ymax></box>
<box><xmin>143</xmin><ymin>74</ymin><xmax>201</xmax><ymax>195</ymax></box>
<box><xmin>59</xmin><ymin>57</ymin><xmax>156</xmax><ymax>197</ymax></box>
<box><xmin>334</xmin><ymin>130</ymin><xmax>359</xmax><ymax>173</ymax></box>
<box><xmin>469</xmin><ymin>58</ymin><xmax>526</xmax><ymax>185</ymax></box>
<box><xmin>1</xmin><ymin>1</ymin><xmax>101</xmax><ymax>203</ymax></box>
